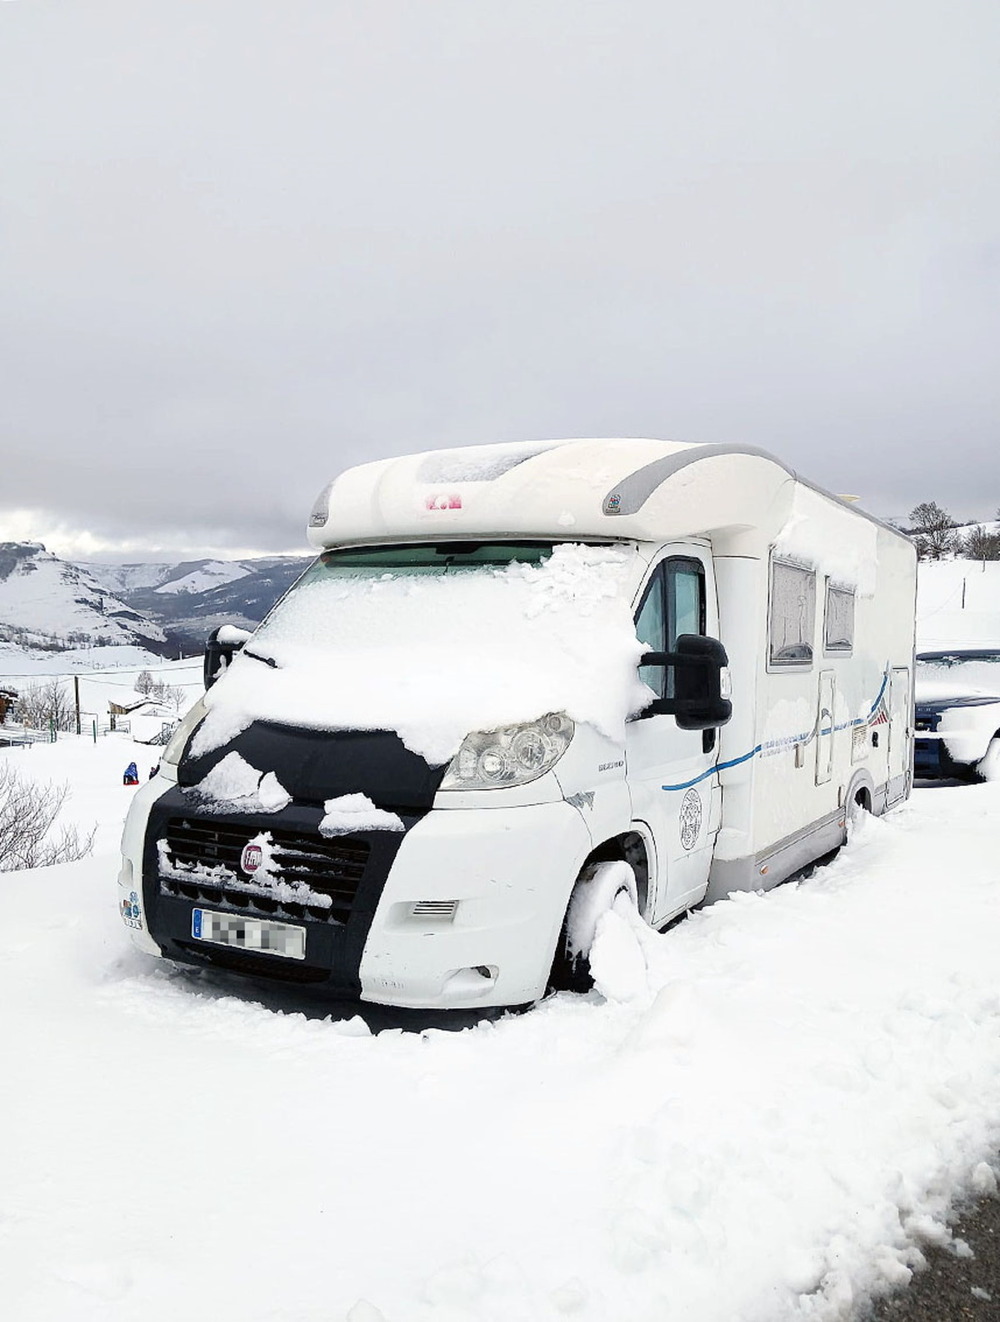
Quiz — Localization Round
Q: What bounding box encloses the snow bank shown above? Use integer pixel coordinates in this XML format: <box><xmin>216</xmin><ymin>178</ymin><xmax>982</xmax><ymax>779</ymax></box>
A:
<box><xmin>191</xmin><ymin>544</ymin><xmax>650</xmax><ymax>765</ymax></box>
<box><xmin>5</xmin><ymin>747</ymin><xmax>1000</xmax><ymax>1322</ymax></box>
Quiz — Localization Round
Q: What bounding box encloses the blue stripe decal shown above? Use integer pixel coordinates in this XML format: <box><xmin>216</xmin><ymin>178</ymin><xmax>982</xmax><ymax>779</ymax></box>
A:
<box><xmin>661</xmin><ymin>669</ymin><xmax>891</xmax><ymax>792</ymax></box>
<box><xmin>660</xmin><ymin>746</ymin><xmax>761</xmax><ymax>792</ymax></box>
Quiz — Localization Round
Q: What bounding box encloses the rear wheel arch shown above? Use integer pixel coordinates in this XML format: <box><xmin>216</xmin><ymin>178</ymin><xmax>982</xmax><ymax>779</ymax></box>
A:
<box><xmin>844</xmin><ymin>770</ymin><xmax>876</xmax><ymax>822</ymax></box>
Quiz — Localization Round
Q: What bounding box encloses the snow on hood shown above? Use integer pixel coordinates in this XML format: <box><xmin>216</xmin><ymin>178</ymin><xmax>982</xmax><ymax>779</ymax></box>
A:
<box><xmin>320</xmin><ymin>793</ymin><xmax>404</xmax><ymax>836</ymax></box>
<box><xmin>190</xmin><ymin>543</ymin><xmax>650</xmax><ymax>766</ymax></box>
<box><xmin>915</xmin><ymin>679</ymin><xmax>1000</xmax><ymax>705</ymax></box>
<box><xmin>186</xmin><ymin>751</ymin><xmax>292</xmax><ymax>813</ymax></box>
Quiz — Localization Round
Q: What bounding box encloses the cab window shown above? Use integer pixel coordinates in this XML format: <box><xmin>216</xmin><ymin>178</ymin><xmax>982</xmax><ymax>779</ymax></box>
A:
<box><xmin>636</xmin><ymin>558</ymin><xmax>706</xmax><ymax>698</ymax></box>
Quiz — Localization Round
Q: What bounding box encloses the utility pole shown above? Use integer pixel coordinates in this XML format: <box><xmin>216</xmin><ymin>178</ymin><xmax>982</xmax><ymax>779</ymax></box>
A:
<box><xmin>74</xmin><ymin>675</ymin><xmax>81</xmax><ymax>736</ymax></box>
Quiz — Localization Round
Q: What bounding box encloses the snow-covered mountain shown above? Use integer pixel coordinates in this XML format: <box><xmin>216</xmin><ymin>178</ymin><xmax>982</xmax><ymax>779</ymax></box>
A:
<box><xmin>85</xmin><ymin>553</ymin><xmax>310</xmax><ymax>649</ymax></box>
<box><xmin>0</xmin><ymin>543</ymin><xmax>166</xmax><ymax>652</ymax></box>
<box><xmin>0</xmin><ymin>544</ymin><xmax>309</xmax><ymax>661</ymax></box>
<box><xmin>85</xmin><ymin>558</ymin><xmax>254</xmax><ymax>597</ymax></box>
<box><xmin>82</xmin><ymin>561</ymin><xmax>177</xmax><ymax>595</ymax></box>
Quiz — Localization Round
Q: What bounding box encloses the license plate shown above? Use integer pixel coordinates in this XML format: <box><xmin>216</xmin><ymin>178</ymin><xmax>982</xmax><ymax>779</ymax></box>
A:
<box><xmin>191</xmin><ymin>908</ymin><xmax>306</xmax><ymax>961</ymax></box>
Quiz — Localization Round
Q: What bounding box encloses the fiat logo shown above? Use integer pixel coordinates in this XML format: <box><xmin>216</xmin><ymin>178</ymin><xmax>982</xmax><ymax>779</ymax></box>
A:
<box><xmin>240</xmin><ymin>843</ymin><xmax>263</xmax><ymax>875</ymax></box>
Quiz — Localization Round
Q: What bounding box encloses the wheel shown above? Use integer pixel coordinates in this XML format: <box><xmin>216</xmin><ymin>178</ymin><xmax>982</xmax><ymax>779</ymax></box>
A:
<box><xmin>847</xmin><ymin>784</ymin><xmax>873</xmax><ymax>827</ymax></box>
<box><xmin>974</xmin><ymin>735</ymin><xmax>1000</xmax><ymax>783</ymax></box>
<box><xmin>549</xmin><ymin>859</ymin><xmax>639</xmax><ymax>993</ymax></box>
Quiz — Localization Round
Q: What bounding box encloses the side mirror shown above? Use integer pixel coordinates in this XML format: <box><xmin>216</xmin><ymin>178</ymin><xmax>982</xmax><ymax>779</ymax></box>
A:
<box><xmin>640</xmin><ymin>634</ymin><xmax>733</xmax><ymax>730</ymax></box>
<box><xmin>204</xmin><ymin>625</ymin><xmax>252</xmax><ymax>690</ymax></box>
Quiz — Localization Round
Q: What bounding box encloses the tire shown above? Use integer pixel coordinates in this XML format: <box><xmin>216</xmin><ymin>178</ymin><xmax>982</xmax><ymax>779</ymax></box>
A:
<box><xmin>847</xmin><ymin>785</ymin><xmax>873</xmax><ymax>825</ymax></box>
<box><xmin>548</xmin><ymin>859</ymin><xmax>639</xmax><ymax>993</ymax></box>
<box><xmin>974</xmin><ymin>735</ymin><xmax>1000</xmax><ymax>784</ymax></box>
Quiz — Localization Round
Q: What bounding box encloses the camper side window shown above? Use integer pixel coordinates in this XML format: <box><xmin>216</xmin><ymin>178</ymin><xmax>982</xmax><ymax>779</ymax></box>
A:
<box><xmin>769</xmin><ymin>559</ymin><xmax>816</xmax><ymax>668</ymax></box>
<box><xmin>824</xmin><ymin>584</ymin><xmax>855</xmax><ymax>654</ymax></box>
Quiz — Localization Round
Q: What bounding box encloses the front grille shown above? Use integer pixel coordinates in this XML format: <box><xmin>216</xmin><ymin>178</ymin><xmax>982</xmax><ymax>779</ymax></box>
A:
<box><xmin>160</xmin><ymin>817</ymin><xmax>371</xmax><ymax>924</ymax></box>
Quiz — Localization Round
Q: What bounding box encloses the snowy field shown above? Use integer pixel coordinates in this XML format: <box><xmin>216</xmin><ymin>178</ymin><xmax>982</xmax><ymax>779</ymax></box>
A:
<box><xmin>2</xmin><ymin>738</ymin><xmax>1000</xmax><ymax>1322</ymax></box>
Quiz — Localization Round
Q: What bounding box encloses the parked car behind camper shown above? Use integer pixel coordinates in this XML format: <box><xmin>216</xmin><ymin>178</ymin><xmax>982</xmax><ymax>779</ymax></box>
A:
<box><xmin>118</xmin><ymin>438</ymin><xmax>917</xmax><ymax>1010</ymax></box>
<box><xmin>914</xmin><ymin>649</ymin><xmax>1000</xmax><ymax>781</ymax></box>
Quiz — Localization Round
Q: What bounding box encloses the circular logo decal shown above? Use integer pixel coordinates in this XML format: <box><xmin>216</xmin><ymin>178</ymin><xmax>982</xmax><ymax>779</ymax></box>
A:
<box><xmin>679</xmin><ymin>789</ymin><xmax>703</xmax><ymax>851</ymax></box>
<box><xmin>241</xmin><ymin>843</ymin><xmax>263</xmax><ymax>875</ymax></box>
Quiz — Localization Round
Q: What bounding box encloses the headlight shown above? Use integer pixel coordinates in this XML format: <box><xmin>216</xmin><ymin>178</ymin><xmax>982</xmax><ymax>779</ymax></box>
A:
<box><xmin>440</xmin><ymin>714</ymin><xmax>574</xmax><ymax>791</ymax></box>
<box><xmin>160</xmin><ymin>696</ymin><xmax>208</xmax><ymax>769</ymax></box>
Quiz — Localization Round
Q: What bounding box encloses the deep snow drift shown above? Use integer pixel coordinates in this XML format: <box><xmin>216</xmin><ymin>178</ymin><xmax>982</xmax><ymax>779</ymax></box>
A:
<box><xmin>2</xmin><ymin>739</ymin><xmax>1000</xmax><ymax>1322</ymax></box>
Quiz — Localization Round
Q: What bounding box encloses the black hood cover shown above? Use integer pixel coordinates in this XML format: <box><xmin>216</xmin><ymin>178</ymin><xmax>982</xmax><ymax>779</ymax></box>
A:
<box><xmin>179</xmin><ymin>721</ymin><xmax>447</xmax><ymax>812</ymax></box>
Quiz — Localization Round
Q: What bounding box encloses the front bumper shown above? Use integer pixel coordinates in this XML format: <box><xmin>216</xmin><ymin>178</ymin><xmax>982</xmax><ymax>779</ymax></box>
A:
<box><xmin>358</xmin><ymin>800</ymin><xmax>593</xmax><ymax>1008</ymax></box>
<box><xmin>119</xmin><ymin>780</ymin><xmax>593</xmax><ymax>1010</ymax></box>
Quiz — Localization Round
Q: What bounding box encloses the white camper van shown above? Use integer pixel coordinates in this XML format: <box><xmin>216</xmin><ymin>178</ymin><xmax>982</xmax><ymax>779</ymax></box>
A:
<box><xmin>118</xmin><ymin>439</ymin><xmax>916</xmax><ymax>1009</ymax></box>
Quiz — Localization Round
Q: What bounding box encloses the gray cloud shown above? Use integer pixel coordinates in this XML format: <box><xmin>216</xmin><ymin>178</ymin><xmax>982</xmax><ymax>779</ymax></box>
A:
<box><xmin>2</xmin><ymin>0</ymin><xmax>999</xmax><ymax>560</ymax></box>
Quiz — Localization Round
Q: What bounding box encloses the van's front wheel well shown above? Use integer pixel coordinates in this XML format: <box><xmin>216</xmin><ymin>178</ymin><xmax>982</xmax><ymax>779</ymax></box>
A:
<box><xmin>577</xmin><ymin>831</ymin><xmax>650</xmax><ymax>920</ymax></box>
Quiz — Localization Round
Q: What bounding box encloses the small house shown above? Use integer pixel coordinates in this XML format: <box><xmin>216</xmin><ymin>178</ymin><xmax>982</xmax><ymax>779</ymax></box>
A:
<box><xmin>0</xmin><ymin>686</ymin><xmax>17</xmax><ymax>724</ymax></box>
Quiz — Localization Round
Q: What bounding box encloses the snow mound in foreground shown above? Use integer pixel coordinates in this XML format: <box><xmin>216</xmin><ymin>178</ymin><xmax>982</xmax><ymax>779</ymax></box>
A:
<box><xmin>5</xmin><ymin>775</ymin><xmax>1000</xmax><ymax>1321</ymax></box>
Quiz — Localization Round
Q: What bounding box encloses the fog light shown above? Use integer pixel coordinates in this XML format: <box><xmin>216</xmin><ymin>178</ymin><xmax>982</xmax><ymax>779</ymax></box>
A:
<box><xmin>442</xmin><ymin>965</ymin><xmax>498</xmax><ymax>999</ymax></box>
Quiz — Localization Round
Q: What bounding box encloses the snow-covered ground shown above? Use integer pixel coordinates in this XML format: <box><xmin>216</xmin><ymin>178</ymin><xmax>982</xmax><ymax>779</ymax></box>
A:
<box><xmin>0</xmin><ymin>643</ymin><xmax>170</xmax><ymax>677</ymax></box>
<box><xmin>2</xmin><ymin>740</ymin><xmax>999</xmax><ymax>1321</ymax></box>
<box><xmin>918</xmin><ymin>560</ymin><xmax>1000</xmax><ymax>650</ymax></box>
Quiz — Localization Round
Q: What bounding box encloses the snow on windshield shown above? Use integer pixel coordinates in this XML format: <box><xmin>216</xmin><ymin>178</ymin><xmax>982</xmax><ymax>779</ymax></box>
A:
<box><xmin>190</xmin><ymin>543</ymin><xmax>650</xmax><ymax>765</ymax></box>
<box><xmin>915</xmin><ymin>654</ymin><xmax>1000</xmax><ymax>702</ymax></box>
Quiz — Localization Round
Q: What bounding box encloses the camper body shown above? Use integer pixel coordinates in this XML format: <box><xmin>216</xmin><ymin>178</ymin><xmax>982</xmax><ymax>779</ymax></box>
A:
<box><xmin>118</xmin><ymin>439</ymin><xmax>916</xmax><ymax>1010</ymax></box>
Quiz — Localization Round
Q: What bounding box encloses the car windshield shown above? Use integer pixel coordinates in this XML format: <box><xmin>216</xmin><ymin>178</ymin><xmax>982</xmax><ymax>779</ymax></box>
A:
<box><xmin>916</xmin><ymin>650</ymin><xmax>1000</xmax><ymax>698</ymax></box>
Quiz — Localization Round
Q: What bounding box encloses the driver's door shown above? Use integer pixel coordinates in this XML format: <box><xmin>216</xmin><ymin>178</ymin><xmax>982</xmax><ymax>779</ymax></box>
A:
<box><xmin>626</xmin><ymin>547</ymin><xmax>721</xmax><ymax>923</ymax></box>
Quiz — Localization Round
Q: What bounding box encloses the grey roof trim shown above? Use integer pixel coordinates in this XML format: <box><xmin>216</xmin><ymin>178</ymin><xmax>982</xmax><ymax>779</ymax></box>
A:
<box><xmin>602</xmin><ymin>445</ymin><xmax>784</xmax><ymax>515</ymax></box>
<box><xmin>601</xmin><ymin>443</ymin><xmax>908</xmax><ymax>541</ymax></box>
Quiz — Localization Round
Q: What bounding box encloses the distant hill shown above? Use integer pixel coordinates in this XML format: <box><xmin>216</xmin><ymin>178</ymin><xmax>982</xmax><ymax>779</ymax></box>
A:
<box><xmin>0</xmin><ymin>543</ymin><xmax>311</xmax><ymax>664</ymax></box>
<box><xmin>0</xmin><ymin>543</ymin><xmax>167</xmax><ymax>654</ymax></box>
<box><xmin>83</xmin><ymin>554</ymin><xmax>311</xmax><ymax>651</ymax></box>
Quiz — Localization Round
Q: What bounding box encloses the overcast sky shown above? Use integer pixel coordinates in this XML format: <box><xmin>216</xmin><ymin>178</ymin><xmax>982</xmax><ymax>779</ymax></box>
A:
<box><xmin>2</xmin><ymin>0</ymin><xmax>998</xmax><ymax>562</ymax></box>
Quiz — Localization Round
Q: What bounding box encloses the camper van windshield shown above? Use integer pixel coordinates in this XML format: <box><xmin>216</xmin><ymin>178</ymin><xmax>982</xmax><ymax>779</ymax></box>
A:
<box><xmin>317</xmin><ymin>542</ymin><xmax>555</xmax><ymax>575</ymax></box>
<box><xmin>195</xmin><ymin>540</ymin><xmax>650</xmax><ymax>765</ymax></box>
<box><xmin>251</xmin><ymin>542</ymin><xmax>563</xmax><ymax>655</ymax></box>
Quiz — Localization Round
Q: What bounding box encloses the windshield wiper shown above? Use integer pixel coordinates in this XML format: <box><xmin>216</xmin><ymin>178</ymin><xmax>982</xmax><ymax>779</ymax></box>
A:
<box><xmin>243</xmin><ymin>648</ymin><xmax>278</xmax><ymax>669</ymax></box>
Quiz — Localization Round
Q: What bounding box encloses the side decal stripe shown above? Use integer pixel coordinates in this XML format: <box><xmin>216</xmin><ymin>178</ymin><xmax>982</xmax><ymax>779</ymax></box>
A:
<box><xmin>661</xmin><ymin>669</ymin><xmax>893</xmax><ymax>792</ymax></box>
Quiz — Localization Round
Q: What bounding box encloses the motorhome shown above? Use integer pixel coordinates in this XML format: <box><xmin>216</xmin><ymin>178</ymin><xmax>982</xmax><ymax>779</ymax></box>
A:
<box><xmin>118</xmin><ymin>439</ymin><xmax>917</xmax><ymax>1009</ymax></box>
